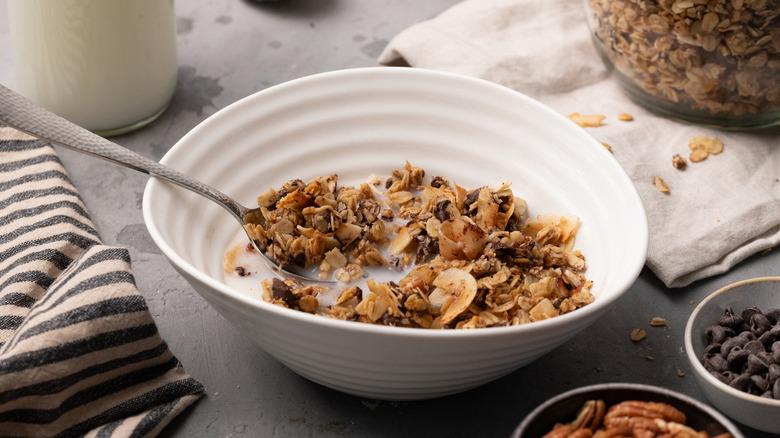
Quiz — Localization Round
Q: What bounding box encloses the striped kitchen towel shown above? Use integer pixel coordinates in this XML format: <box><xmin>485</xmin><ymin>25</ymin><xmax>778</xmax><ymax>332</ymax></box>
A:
<box><xmin>0</xmin><ymin>126</ymin><xmax>204</xmax><ymax>437</ymax></box>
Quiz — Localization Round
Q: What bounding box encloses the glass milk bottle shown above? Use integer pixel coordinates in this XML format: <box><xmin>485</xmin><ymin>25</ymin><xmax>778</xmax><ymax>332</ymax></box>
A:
<box><xmin>7</xmin><ymin>0</ymin><xmax>177</xmax><ymax>136</ymax></box>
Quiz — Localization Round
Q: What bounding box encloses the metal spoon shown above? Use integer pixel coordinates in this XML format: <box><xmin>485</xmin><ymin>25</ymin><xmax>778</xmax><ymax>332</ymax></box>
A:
<box><xmin>0</xmin><ymin>83</ymin><xmax>327</xmax><ymax>283</ymax></box>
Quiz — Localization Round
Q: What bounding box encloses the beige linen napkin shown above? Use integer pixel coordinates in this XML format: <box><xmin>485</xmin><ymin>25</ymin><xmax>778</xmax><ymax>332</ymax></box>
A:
<box><xmin>0</xmin><ymin>127</ymin><xmax>204</xmax><ymax>437</ymax></box>
<box><xmin>378</xmin><ymin>0</ymin><xmax>780</xmax><ymax>288</ymax></box>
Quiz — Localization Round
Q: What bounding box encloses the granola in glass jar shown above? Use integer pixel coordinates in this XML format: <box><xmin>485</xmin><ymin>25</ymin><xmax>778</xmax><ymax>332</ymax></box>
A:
<box><xmin>585</xmin><ymin>0</ymin><xmax>780</xmax><ymax>129</ymax></box>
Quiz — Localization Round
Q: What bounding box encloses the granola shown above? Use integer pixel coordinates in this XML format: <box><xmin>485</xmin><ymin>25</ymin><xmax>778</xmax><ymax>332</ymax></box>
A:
<box><xmin>587</xmin><ymin>0</ymin><xmax>780</xmax><ymax>119</ymax></box>
<box><xmin>230</xmin><ymin>162</ymin><xmax>594</xmax><ymax>329</ymax></box>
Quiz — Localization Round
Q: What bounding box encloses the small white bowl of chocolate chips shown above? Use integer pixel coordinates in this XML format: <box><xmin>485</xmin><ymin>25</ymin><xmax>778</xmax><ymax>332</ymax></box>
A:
<box><xmin>685</xmin><ymin>277</ymin><xmax>780</xmax><ymax>434</ymax></box>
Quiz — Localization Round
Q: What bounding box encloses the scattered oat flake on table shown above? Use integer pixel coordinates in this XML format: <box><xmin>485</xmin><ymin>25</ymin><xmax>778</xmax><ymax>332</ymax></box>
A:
<box><xmin>706</xmin><ymin>137</ymin><xmax>724</xmax><ymax>155</ymax></box>
<box><xmin>687</xmin><ymin>136</ymin><xmax>724</xmax><ymax>162</ymax></box>
<box><xmin>630</xmin><ymin>328</ymin><xmax>647</xmax><ymax>342</ymax></box>
<box><xmin>653</xmin><ymin>176</ymin><xmax>669</xmax><ymax>194</ymax></box>
<box><xmin>689</xmin><ymin>146</ymin><xmax>709</xmax><ymax>163</ymax></box>
<box><xmin>568</xmin><ymin>112</ymin><xmax>606</xmax><ymax>127</ymax></box>
<box><xmin>617</xmin><ymin>113</ymin><xmax>634</xmax><ymax>121</ymax></box>
<box><xmin>677</xmin><ymin>369</ymin><xmax>685</xmax><ymax>377</ymax></box>
<box><xmin>672</xmin><ymin>154</ymin><xmax>687</xmax><ymax>170</ymax></box>
<box><xmin>650</xmin><ymin>316</ymin><xmax>666</xmax><ymax>326</ymax></box>
<box><xmin>601</xmin><ymin>142</ymin><xmax>612</xmax><ymax>152</ymax></box>
<box><xmin>688</xmin><ymin>136</ymin><xmax>711</xmax><ymax>151</ymax></box>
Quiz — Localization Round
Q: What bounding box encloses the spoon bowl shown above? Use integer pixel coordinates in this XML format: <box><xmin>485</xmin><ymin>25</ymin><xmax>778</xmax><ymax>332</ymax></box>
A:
<box><xmin>0</xmin><ymin>83</ymin><xmax>323</xmax><ymax>283</ymax></box>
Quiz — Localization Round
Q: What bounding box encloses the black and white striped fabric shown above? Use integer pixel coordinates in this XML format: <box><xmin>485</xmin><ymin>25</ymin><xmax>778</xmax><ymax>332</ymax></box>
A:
<box><xmin>0</xmin><ymin>127</ymin><xmax>203</xmax><ymax>437</ymax></box>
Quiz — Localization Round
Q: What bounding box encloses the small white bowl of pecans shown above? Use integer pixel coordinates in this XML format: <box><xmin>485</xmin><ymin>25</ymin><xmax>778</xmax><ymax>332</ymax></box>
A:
<box><xmin>512</xmin><ymin>383</ymin><xmax>744</xmax><ymax>438</ymax></box>
<box><xmin>143</xmin><ymin>67</ymin><xmax>648</xmax><ymax>400</ymax></box>
<box><xmin>685</xmin><ymin>277</ymin><xmax>780</xmax><ymax>434</ymax></box>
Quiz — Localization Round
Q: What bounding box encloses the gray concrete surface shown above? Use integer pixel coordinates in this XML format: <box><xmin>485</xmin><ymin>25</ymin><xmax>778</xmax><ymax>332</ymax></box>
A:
<box><xmin>1</xmin><ymin>1</ymin><xmax>777</xmax><ymax>436</ymax></box>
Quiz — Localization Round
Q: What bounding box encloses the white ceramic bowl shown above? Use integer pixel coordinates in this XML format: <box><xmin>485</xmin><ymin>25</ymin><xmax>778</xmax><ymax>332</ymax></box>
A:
<box><xmin>512</xmin><ymin>383</ymin><xmax>744</xmax><ymax>437</ymax></box>
<box><xmin>685</xmin><ymin>277</ymin><xmax>780</xmax><ymax>434</ymax></box>
<box><xmin>143</xmin><ymin>67</ymin><xmax>648</xmax><ymax>400</ymax></box>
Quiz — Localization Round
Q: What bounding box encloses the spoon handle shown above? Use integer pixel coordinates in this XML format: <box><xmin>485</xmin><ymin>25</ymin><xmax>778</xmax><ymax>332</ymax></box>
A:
<box><xmin>0</xmin><ymin>84</ymin><xmax>246</xmax><ymax>220</ymax></box>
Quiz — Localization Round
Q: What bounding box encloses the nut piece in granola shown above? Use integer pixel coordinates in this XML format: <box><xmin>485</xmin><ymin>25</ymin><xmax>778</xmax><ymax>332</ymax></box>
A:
<box><xmin>672</xmin><ymin>154</ymin><xmax>687</xmax><ymax>170</ymax></box>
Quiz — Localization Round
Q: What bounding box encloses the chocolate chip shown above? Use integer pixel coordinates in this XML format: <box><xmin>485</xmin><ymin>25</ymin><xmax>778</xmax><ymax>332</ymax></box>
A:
<box><xmin>704</xmin><ymin>354</ymin><xmax>729</xmax><ymax>373</ymax></box>
<box><xmin>729</xmin><ymin>373</ymin><xmax>751</xmax><ymax>391</ymax></box>
<box><xmin>765</xmin><ymin>308</ymin><xmax>780</xmax><ymax>325</ymax></box>
<box><xmin>745</xmin><ymin>353</ymin><xmax>770</xmax><ymax>375</ymax></box>
<box><xmin>705</xmin><ymin>325</ymin><xmax>731</xmax><ymax>344</ymax></box>
<box><xmin>381</xmin><ymin>313</ymin><xmax>403</xmax><ymax>326</ymax></box>
<box><xmin>727</xmin><ymin>348</ymin><xmax>750</xmax><ymax>372</ymax></box>
<box><xmin>704</xmin><ymin>343</ymin><xmax>722</xmax><ymax>356</ymax></box>
<box><xmin>742</xmin><ymin>306</ymin><xmax>762</xmax><ymax>323</ymax></box>
<box><xmin>750</xmin><ymin>312</ymin><xmax>772</xmax><ymax>337</ymax></box>
<box><xmin>744</xmin><ymin>339</ymin><xmax>765</xmax><ymax>355</ymax></box>
<box><xmin>464</xmin><ymin>190</ymin><xmax>479</xmax><ymax>209</ymax></box>
<box><xmin>313</xmin><ymin>209</ymin><xmax>335</xmax><ymax>233</ymax></box>
<box><xmin>738</xmin><ymin>330</ymin><xmax>757</xmax><ymax>341</ymax></box>
<box><xmin>751</xmin><ymin>373</ymin><xmax>770</xmax><ymax>392</ymax></box>
<box><xmin>759</xmin><ymin>325</ymin><xmax>780</xmax><ymax>346</ymax></box>
<box><xmin>414</xmin><ymin>235</ymin><xmax>438</xmax><ymax>264</ymax></box>
<box><xmin>505</xmin><ymin>214</ymin><xmax>521</xmax><ymax>232</ymax></box>
<box><xmin>757</xmin><ymin>351</ymin><xmax>776</xmax><ymax>366</ymax></box>
<box><xmin>271</xmin><ymin>278</ymin><xmax>297</xmax><ymax>307</ymax></box>
<box><xmin>722</xmin><ymin>335</ymin><xmax>748</xmax><ymax>357</ymax></box>
<box><xmin>430</xmin><ymin>175</ymin><xmax>447</xmax><ymax>188</ymax></box>
<box><xmin>435</xmin><ymin>199</ymin><xmax>452</xmax><ymax>222</ymax></box>
<box><xmin>768</xmin><ymin>363</ymin><xmax>780</xmax><ymax>382</ymax></box>
<box><xmin>711</xmin><ymin>370</ymin><xmax>733</xmax><ymax>384</ymax></box>
<box><xmin>719</xmin><ymin>306</ymin><xmax>744</xmax><ymax>327</ymax></box>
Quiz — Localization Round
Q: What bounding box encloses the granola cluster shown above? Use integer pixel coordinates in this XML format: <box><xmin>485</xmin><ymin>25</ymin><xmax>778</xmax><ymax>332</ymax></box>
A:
<box><xmin>543</xmin><ymin>399</ymin><xmax>734</xmax><ymax>438</ymax></box>
<box><xmin>241</xmin><ymin>162</ymin><xmax>594</xmax><ymax>329</ymax></box>
<box><xmin>587</xmin><ymin>0</ymin><xmax>780</xmax><ymax>117</ymax></box>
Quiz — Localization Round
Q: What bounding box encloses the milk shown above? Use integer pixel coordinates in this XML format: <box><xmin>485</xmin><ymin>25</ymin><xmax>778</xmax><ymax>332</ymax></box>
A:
<box><xmin>7</xmin><ymin>0</ymin><xmax>177</xmax><ymax>135</ymax></box>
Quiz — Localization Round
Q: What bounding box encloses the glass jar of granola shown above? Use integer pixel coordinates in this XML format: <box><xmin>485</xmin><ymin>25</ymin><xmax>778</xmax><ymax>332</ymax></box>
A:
<box><xmin>584</xmin><ymin>0</ymin><xmax>780</xmax><ymax>129</ymax></box>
